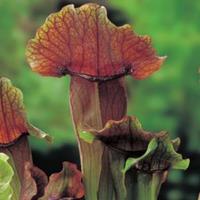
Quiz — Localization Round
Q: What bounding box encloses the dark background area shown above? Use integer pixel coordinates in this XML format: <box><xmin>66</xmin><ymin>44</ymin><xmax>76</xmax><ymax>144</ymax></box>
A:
<box><xmin>0</xmin><ymin>0</ymin><xmax>199</xmax><ymax>199</ymax></box>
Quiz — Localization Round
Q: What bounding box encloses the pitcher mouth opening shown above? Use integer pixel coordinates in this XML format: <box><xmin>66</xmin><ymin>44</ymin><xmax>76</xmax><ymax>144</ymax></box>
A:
<box><xmin>0</xmin><ymin>133</ymin><xmax>29</xmax><ymax>148</ymax></box>
<box><xmin>60</xmin><ymin>64</ymin><xmax>132</xmax><ymax>82</ymax></box>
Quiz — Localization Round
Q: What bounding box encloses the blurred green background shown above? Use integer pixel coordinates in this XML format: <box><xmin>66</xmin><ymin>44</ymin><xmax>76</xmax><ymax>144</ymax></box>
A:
<box><xmin>0</xmin><ymin>0</ymin><xmax>199</xmax><ymax>199</ymax></box>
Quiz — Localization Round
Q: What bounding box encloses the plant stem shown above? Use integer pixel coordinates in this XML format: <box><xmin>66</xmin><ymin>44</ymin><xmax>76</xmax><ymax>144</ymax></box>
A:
<box><xmin>69</xmin><ymin>76</ymin><xmax>127</xmax><ymax>200</ymax></box>
<box><xmin>137</xmin><ymin>172</ymin><xmax>165</xmax><ymax>200</ymax></box>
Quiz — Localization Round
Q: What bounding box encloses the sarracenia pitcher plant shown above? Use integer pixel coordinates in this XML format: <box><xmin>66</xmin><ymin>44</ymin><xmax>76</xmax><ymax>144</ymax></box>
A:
<box><xmin>25</xmin><ymin>3</ymin><xmax>189</xmax><ymax>200</ymax></box>
<box><xmin>0</xmin><ymin>78</ymin><xmax>84</xmax><ymax>199</ymax></box>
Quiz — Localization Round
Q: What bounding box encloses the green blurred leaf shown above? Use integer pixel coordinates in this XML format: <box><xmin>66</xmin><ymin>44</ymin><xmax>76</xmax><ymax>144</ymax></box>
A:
<box><xmin>0</xmin><ymin>153</ymin><xmax>14</xmax><ymax>199</ymax></box>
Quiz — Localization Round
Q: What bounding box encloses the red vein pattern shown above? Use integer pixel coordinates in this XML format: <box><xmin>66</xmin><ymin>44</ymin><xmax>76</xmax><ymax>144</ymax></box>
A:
<box><xmin>0</xmin><ymin>78</ymin><xmax>28</xmax><ymax>145</ymax></box>
<box><xmin>26</xmin><ymin>3</ymin><xmax>165</xmax><ymax>80</ymax></box>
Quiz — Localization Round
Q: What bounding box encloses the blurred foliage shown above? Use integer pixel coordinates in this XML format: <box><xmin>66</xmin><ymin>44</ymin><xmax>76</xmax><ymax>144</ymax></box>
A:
<box><xmin>0</xmin><ymin>0</ymin><xmax>74</xmax><ymax>151</ymax></box>
<box><xmin>110</xmin><ymin>0</ymin><xmax>200</xmax><ymax>153</ymax></box>
<box><xmin>0</xmin><ymin>0</ymin><xmax>199</xmax><ymax>199</ymax></box>
<box><xmin>0</xmin><ymin>0</ymin><xmax>199</xmax><ymax>150</ymax></box>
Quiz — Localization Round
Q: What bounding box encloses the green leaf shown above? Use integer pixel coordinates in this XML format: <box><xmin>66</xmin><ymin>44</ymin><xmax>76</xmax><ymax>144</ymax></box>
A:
<box><xmin>79</xmin><ymin>131</ymin><xmax>95</xmax><ymax>144</ymax></box>
<box><xmin>123</xmin><ymin>135</ymin><xmax>189</xmax><ymax>173</ymax></box>
<box><xmin>6</xmin><ymin>152</ymin><xmax>21</xmax><ymax>200</ymax></box>
<box><xmin>172</xmin><ymin>159</ymin><xmax>190</xmax><ymax>170</ymax></box>
<box><xmin>0</xmin><ymin>186</ymin><xmax>13</xmax><ymax>200</ymax></box>
<box><xmin>0</xmin><ymin>153</ymin><xmax>14</xmax><ymax>199</ymax></box>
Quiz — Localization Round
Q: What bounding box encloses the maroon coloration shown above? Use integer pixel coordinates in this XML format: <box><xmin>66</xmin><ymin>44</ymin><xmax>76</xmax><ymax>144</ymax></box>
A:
<box><xmin>21</xmin><ymin>162</ymin><xmax>48</xmax><ymax>200</ymax></box>
<box><xmin>26</xmin><ymin>4</ymin><xmax>165</xmax><ymax>81</ymax></box>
